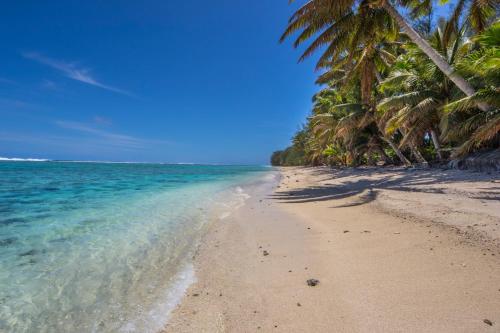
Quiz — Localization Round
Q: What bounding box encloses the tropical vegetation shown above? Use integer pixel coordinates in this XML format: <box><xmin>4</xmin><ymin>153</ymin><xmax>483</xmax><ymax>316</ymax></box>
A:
<box><xmin>272</xmin><ymin>0</ymin><xmax>499</xmax><ymax>167</ymax></box>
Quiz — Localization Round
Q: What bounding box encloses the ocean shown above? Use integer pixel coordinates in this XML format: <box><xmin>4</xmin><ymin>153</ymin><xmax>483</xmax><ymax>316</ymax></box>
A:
<box><xmin>0</xmin><ymin>161</ymin><xmax>271</xmax><ymax>332</ymax></box>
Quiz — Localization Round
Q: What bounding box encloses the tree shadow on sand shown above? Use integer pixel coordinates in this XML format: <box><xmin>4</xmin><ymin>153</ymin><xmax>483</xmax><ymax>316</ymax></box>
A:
<box><xmin>270</xmin><ymin>167</ymin><xmax>499</xmax><ymax>208</ymax></box>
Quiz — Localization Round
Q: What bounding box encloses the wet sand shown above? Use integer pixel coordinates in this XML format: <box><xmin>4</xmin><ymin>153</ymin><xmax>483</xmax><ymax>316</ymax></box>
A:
<box><xmin>162</xmin><ymin>167</ymin><xmax>500</xmax><ymax>332</ymax></box>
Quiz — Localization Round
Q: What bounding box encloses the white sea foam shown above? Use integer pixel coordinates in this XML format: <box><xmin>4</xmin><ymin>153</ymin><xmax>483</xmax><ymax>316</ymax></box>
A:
<box><xmin>119</xmin><ymin>263</ymin><xmax>196</xmax><ymax>333</ymax></box>
<box><xmin>219</xmin><ymin>212</ymin><xmax>232</xmax><ymax>220</ymax></box>
<box><xmin>262</xmin><ymin>172</ymin><xmax>278</xmax><ymax>181</ymax></box>
<box><xmin>235</xmin><ymin>186</ymin><xmax>251</xmax><ymax>199</ymax></box>
<box><xmin>215</xmin><ymin>185</ymin><xmax>251</xmax><ymax>220</ymax></box>
<box><xmin>0</xmin><ymin>156</ymin><xmax>49</xmax><ymax>161</ymax></box>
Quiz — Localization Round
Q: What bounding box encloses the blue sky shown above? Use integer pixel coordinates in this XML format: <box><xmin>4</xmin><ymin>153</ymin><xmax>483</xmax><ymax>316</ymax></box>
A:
<box><xmin>0</xmin><ymin>1</ymin><xmax>319</xmax><ymax>164</ymax></box>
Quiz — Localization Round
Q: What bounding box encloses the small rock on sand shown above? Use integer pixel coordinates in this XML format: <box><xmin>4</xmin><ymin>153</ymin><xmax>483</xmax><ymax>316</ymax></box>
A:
<box><xmin>343</xmin><ymin>230</ymin><xmax>349</xmax><ymax>233</ymax></box>
<box><xmin>483</xmin><ymin>319</ymin><xmax>493</xmax><ymax>326</ymax></box>
<box><xmin>307</xmin><ymin>279</ymin><xmax>319</xmax><ymax>286</ymax></box>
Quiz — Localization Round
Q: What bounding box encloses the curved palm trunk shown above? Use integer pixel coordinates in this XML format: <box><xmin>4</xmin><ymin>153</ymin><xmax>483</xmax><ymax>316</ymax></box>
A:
<box><xmin>375</xmin><ymin>70</ymin><xmax>383</xmax><ymax>84</ymax></box>
<box><xmin>366</xmin><ymin>148</ymin><xmax>376</xmax><ymax>166</ymax></box>
<box><xmin>383</xmin><ymin>137</ymin><xmax>411</xmax><ymax>166</ymax></box>
<box><xmin>375</xmin><ymin>145</ymin><xmax>391</xmax><ymax>164</ymax></box>
<box><xmin>430</xmin><ymin>129</ymin><xmax>443</xmax><ymax>160</ymax></box>
<box><xmin>381</xmin><ymin>1</ymin><xmax>488</xmax><ymax>112</ymax></box>
<box><xmin>411</xmin><ymin>146</ymin><xmax>429</xmax><ymax>166</ymax></box>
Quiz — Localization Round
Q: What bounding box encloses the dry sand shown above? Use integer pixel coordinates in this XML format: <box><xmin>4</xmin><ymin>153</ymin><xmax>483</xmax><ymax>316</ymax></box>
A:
<box><xmin>162</xmin><ymin>167</ymin><xmax>500</xmax><ymax>332</ymax></box>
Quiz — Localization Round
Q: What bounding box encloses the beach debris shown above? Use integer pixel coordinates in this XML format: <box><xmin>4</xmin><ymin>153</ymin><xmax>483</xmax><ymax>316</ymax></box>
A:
<box><xmin>343</xmin><ymin>230</ymin><xmax>350</xmax><ymax>233</ymax></box>
<box><xmin>192</xmin><ymin>293</ymin><xmax>199</xmax><ymax>297</ymax></box>
<box><xmin>394</xmin><ymin>232</ymin><xmax>400</xmax><ymax>234</ymax></box>
<box><xmin>263</xmin><ymin>250</ymin><xmax>269</xmax><ymax>256</ymax></box>
<box><xmin>297</xmin><ymin>302</ymin><xmax>302</xmax><ymax>307</ymax></box>
<box><xmin>483</xmin><ymin>319</ymin><xmax>493</xmax><ymax>326</ymax></box>
<box><xmin>307</xmin><ymin>279</ymin><xmax>319</xmax><ymax>286</ymax></box>
<box><xmin>362</xmin><ymin>230</ymin><xmax>371</xmax><ymax>233</ymax></box>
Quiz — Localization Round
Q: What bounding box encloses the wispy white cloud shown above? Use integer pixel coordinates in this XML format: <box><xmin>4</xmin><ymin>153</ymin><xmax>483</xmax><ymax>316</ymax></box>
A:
<box><xmin>40</xmin><ymin>79</ymin><xmax>58</xmax><ymax>90</ymax></box>
<box><xmin>93</xmin><ymin>115</ymin><xmax>112</xmax><ymax>126</ymax></box>
<box><xmin>0</xmin><ymin>119</ymin><xmax>176</xmax><ymax>158</ymax></box>
<box><xmin>54</xmin><ymin>120</ymin><xmax>174</xmax><ymax>150</ymax></box>
<box><xmin>0</xmin><ymin>77</ymin><xmax>16</xmax><ymax>85</ymax></box>
<box><xmin>22</xmin><ymin>52</ymin><xmax>132</xmax><ymax>96</ymax></box>
<box><xmin>0</xmin><ymin>131</ymin><xmax>139</xmax><ymax>154</ymax></box>
<box><xmin>0</xmin><ymin>97</ymin><xmax>36</xmax><ymax>109</ymax></box>
<box><xmin>55</xmin><ymin>120</ymin><xmax>144</xmax><ymax>148</ymax></box>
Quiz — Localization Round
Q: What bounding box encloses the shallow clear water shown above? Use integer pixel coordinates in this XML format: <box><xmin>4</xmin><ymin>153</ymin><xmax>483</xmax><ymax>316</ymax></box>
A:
<box><xmin>0</xmin><ymin>162</ymin><xmax>270</xmax><ymax>332</ymax></box>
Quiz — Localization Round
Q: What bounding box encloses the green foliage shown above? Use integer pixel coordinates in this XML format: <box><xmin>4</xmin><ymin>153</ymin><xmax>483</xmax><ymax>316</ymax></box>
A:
<box><xmin>273</xmin><ymin>3</ymin><xmax>499</xmax><ymax>167</ymax></box>
<box><xmin>270</xmin><ymin>146</ymin><xmax>306</xmax><ymax>166</ymax></box>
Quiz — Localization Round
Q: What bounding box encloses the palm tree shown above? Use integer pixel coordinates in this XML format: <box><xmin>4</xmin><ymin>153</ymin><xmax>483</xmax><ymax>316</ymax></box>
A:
<box><xmin>307</xmin><ymin>89</ymin><xmax>360</xmax><ymax>165</ymax></box>
<box><xmin>443</xmin><ymin>20</ymin><xmax>500</xmax><ymax>156</ymax></box>
<box><xmin>281</xmin><ymin>0</ymin><xmax>496</xmax><ymax>109</ymax></box>
<box><xmin>300</xmin><ymin>5</ymin><xmax>413</xmax><ymax>165</ymax></box>
<box><xmin>378</xmin><ymin>17</ymin><xmax>473</xmax><ymax>161</ymax></box>
<box><xmin>310</xmin><ymin>89</ymin><xmax>409</xmax><ymax>165</ymax></box>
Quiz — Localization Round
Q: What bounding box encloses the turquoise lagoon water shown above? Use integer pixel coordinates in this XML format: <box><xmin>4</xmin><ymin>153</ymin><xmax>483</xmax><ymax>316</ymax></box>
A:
<box><xmin>0</xmin><ymin>162</ymin><xmax>271</xmax><ymax>332</ymax></box>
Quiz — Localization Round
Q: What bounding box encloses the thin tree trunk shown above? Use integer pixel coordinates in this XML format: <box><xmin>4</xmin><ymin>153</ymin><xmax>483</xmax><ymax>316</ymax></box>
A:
<box><xmin>381</xmin><ymin>1</ymin><xmax>488</xmax><ymax>112</ymax></box>
<box><xmin>430</xmin><ymin>129</ymin><xmax>443</xmax><ymax>160</ymax></box>
<box><xmin>375</xmin><ymin>70</ymin><xmax>383</xmax><ymax>84</ymax></box>
<box><xmin>376</xmin><ymin>145</ymin><xmax>391</xmax><ymax>164</ymax></box>
<box><xmin>383</xmin><ymin>136</ymin><xmax>411</xmax><ymax>166</ymax></box>
<box><xmin>411</xmin><ymin>146</ymin><xmax>429</xmax><ymax>166</ymax></box>
<box><xmin>366</xmin><ymin>148</ymin><xmax>376</xmax><ymax>166</ymax></box>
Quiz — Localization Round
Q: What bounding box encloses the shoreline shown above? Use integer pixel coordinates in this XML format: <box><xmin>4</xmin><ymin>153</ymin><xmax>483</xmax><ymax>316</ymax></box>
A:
<box><xmin>162</xmin><ymin>166</ymin><xmax>500</xmax><ymax>332</ymax></box>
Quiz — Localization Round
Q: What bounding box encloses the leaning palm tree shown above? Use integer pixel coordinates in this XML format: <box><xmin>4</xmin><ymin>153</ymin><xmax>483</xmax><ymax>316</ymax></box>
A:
<box><xmin>443</xmin><ymin>20</ymin><xmax>500</xmax><ymax>156</ymax></box>
<box><xmin>306</xmin><ymin>8</ymin><xmax>412</xmax><ymax>165</ymax></box>
<box><xmin>281</xmin><ymin>0</ymin><xmax>496</xmax><ymax>109</ymax></box>
<box><xmin>378</xmin><ymin>17</ymin><xmax>473</xmax><ymax>161</ymax></box>
<box><xmin>308</xmin><ymin>90</ymin><xmax>359</xmax><ymax>165</ymax></box>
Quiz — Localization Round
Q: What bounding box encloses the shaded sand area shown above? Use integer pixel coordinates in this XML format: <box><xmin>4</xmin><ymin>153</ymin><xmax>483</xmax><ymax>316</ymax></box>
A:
<box><xmin>163</xmin><ymin>167</ymin><xmax>500</xmax><ymax>332</ymax></box>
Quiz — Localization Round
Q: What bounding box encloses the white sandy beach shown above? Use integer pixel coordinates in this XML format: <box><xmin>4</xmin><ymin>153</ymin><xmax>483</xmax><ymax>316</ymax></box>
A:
<box><xmin>163</xmin><ymin>167</ymin><xmax>500</xmax><ymax>332</ymax></box>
